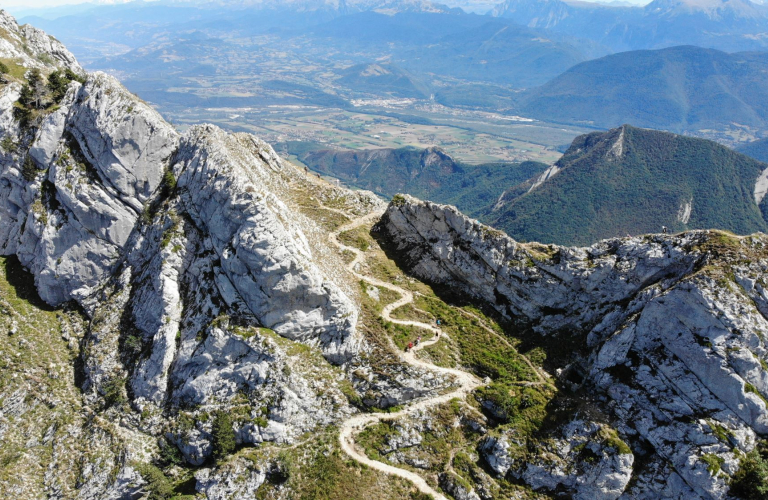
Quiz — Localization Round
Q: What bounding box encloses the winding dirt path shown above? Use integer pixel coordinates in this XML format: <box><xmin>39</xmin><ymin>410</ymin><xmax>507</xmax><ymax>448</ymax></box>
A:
<box><xmin>330</xmin><ymin>210</ymin><xmax>482</xmax><ymax>500</ymax></box>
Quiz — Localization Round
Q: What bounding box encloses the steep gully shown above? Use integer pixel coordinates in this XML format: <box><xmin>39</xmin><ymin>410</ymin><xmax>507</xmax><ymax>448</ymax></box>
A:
<box><xmin>326</xmin><ymin>206</ymin><xmax>548</xmax><ymax>498</ymax></box>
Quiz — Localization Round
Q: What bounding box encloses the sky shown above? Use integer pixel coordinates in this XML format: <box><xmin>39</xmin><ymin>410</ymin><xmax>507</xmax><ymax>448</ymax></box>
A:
<box><xmin>6</xmin><ymin>0</ymin><xmax>129</xmax><ymax>8</ymax></box>
<box><xmin>4</xmin><ymin>0</ymin><xmax>652</xmax><ymax>13</ymax></box>
<box><xmin>5</xmin><ymin>0</ymin><xmax>99</xmax><ymax>9</ymax></box>
<box><xmin>8</xmin><ymin>0</ymin><xmax>98</xmax><ymax>6</ymax></box>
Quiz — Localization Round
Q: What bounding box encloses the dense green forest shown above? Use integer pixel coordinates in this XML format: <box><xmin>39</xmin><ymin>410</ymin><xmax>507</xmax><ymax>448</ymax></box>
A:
<box><xmin>486</xmin><ymin>125</ymin><xmax>768</xmax><ymax>245</ymax></box>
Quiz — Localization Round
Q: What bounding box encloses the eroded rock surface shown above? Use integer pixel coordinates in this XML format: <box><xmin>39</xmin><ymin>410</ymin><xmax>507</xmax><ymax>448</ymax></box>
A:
<box><xmin>379</xmin><ymin>195</ymin><xmax>768</xmax><ymax>499</ymax></box>
<box><xmin>0</xmin><ymin>10</ymin><xmax>432</xmax><ymax>498</ymax></box>
<box><xmin>0</xmin><ymin>11</ymin><xmax>82</xmax><ymax>74</ymax></box>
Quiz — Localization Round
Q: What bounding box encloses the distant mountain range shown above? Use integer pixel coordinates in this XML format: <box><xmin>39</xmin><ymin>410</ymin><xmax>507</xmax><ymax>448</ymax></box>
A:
<box><xmin>70</xmin><ymin>10</ymin><xmax>604</xmax><ymax>111</ymax></box>
<box><xmin>19</xmin><ymin>0</ymin><xmax>768</xmax><ymax>149</ymax></box>
<box><xmin>17</xmin><ymin>0</ymin><xmax>459</xmax><ymax>64</ymax></box>
<box><xmin>738</xmin><ymin>136</ymin><xmax>768</xmax><ymax>162</ymax></box>
<box><xmin>486</xmin><ymin>125</ymin><xmax>768</xmax><ymax>245</ymax></box>
<box><xmin>516</xmin><ymin>45</ymin><xmax>768</xmax><ymax>141</ymax></box>
<box><xmin>304</xmin><ymin>13</ymin><xmax>605</xmax><ymax>87</ymax></box>
<box><xmin>491</xmin><ymin>0</ymin><xmax>768</xmax><ymax>51</ymax></box>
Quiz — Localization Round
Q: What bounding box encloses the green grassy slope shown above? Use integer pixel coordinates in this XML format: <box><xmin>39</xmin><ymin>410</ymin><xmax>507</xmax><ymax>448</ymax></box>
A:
<box><xmin>486</xmin><ymin>125</ymin><xmax>768</xmax><ymax>245</ymax></box>
<box><xmin>0</xmin><ymin>257</ymin><xmax>90</xmax><ymax>497</ymax></box>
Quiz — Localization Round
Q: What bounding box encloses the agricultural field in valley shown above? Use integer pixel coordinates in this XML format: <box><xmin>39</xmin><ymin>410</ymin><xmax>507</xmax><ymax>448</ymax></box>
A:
<box><xmin>163</xmin><ymin>103</ymin><xmax>584</xmax><ymax>165</ymax></box>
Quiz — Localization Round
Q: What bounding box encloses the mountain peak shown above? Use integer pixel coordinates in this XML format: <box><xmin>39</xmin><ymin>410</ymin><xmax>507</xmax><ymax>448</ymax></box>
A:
<box><xmin>487</xmin><ymin>125</ymin><xmax>768</xmax><ymax>245</ymax></box>
<box><xmin>0</xmin><ymin>9</ymin><xmax>82</xmax><ymax>75</ymax></box>
<box><xmin>644</xmin><ymin>0</ymin><xmax>768</xmax><ymax>18</ymax></box>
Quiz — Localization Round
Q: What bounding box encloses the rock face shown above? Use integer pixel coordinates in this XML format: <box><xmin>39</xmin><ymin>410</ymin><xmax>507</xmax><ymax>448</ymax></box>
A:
<box><xmin>0</xmin><ymin>11</ymin><xmax>82</xmax><ymax>74</ymax></box>
<box><xmin>511</xmin><ymin>420</ymin><xmax>634</xmax><ymax>500</ymax></box>
<box><xmin>9</xmin><ymin>73</ymin><xmax>178</xmax><ymax>306</ymax></box>
<box><xmin>195</xmin><ymin>457</ymin><xmax>267</xmax><ymax>500</ymax></box>
<box><xmin>379</xmin><ymin>195</ymin><xmax>768</xmax><ymax>499</ymax></box>
<box><xmin>0</xmin><ymin>10</ymin><xmax>358</xmax><ymax>352</ymax></box>
<box><xmin>173</xmin><ymin>126</ymin><xmax>358</xmax><ymax>363</ymax></box>
<box><xmin>381</xmin><ymin>195</ymin><xmax>701</xmax><ymax>337</ymax></box>
<box><xmin>0</xmin><ymin>10</ymin><xmax>405</xmax><ymax>497</ymax></box>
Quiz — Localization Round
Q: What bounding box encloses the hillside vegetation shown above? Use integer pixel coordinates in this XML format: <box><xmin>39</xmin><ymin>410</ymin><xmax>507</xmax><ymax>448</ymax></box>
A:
<box><xmin>288</xmin><ymin>143</ymin><xmax>548</xmax><ymax>217</ymax></box>
<box><xmin>486</xmin><ymin>125</ymin><xmax>768</xmax><ymax>245</ymax></box>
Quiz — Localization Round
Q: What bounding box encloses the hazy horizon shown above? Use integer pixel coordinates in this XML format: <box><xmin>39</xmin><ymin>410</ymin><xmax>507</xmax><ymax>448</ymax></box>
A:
<box><xmin>5</xmin><ymin>0</ymin><xmax>653</xmax><ymax>18</ymax></box>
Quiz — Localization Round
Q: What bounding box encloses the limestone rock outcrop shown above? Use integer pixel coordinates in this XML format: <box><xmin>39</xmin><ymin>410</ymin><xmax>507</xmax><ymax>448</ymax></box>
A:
<box><xmin>0</xmin><ymin>11</ymin><xmax>82</xmax><ymax>74</ymax></box>
<box><xmin>0</xmin><ymin>10</ymin><xmax>392</xmax><ymax>495</ymax></box>
<box><xmin>514</xmin><ymin>419</ymin><xmax>634</xmax><ymax>500</ymax></box>
<box><xmin>379</xmin><ymin>195</ymin><xmax>768</xmax><ymax>499</ymax></box>
<box><xmin>173</xmin><ymin>125</ymin><xmax>359</xmax><ymax>363</ymax></box>
<box><xmin>5</xmin><ymin>73</ymin><xmax>179</xmax><ymax>306</ymax></box>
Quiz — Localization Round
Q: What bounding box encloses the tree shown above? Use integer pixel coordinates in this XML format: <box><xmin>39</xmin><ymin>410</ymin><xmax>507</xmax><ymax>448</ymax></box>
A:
<box><xmin>22</xmin><ymin>155</ymin><xmax>38</xmax><ymax>181</ymax></box>
<box><xmin>47</xmin><ymin>69</ymin><xmax>85</xmax><ymax>103</ymax></box>
<box><xmin>731</xmin><ymin>444</ymin><xmax>768</xmax><ymax>499</ymax></box>
<box><xmin>211</xmin><ymin>411</ymin><xmax>236</xmax><ymax>461</ymax></box>
<box><xmin>17</xmin><ymin>69</ymin><xmax>45</xmax><ymax>110</ymax></box>
<box><xmin>47</xmin><ymin>70</ymin><xmax>68</xmax><ymax>102</ymax></box>
<box><xmin>64</xmin><ymin>68</ymin><xmax>85</xmax><ymax>84</ymax></box>
<box><xmin>26</xmin><ymin>69</ymin><xmax>45</xmax><ymax>109</ymax></box>
<box><xmin>17</xmin><ymin>83</ymin><xmax>34</xmax><ymax>108</ymax></box>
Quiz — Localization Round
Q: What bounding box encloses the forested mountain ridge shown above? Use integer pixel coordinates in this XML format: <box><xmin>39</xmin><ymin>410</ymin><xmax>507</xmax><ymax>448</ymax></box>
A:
<box><xmin>486</xmin><ymin>125</ymin><xmax>768</xmax><ymax>245</ymax></box>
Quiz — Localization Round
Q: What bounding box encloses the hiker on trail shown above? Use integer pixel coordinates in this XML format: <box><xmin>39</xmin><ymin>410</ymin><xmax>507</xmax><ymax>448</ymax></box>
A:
<box><xmin>417</xmin><ymin>335</ymin><xmax>422</xmax><ymax>345</ymax></box>
<box><xmin>407</xmin><ymin>341</ymin><xmax>413</xmax><ymax>351</ymax></box>
<box><xmin>436</xmin><ymin>319</ymin><xmax>441</xmax><ymax>326</ymax></box>
<box><xmin>662</xmin><ymin>226</ymin><xmax>668</xmax><ymax>234</ymax></box>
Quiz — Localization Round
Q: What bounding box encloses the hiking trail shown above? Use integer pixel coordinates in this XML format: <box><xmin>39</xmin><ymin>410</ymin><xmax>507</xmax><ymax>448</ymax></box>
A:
<box><xmin>330</xmin><ymin>209</ymin><xmax>480</xmax><ymax>500</ymax></box>
<box><xmin>327</xmin><ymin>206</ymin><xmax>555</xmax><ymax>499</ymax></box>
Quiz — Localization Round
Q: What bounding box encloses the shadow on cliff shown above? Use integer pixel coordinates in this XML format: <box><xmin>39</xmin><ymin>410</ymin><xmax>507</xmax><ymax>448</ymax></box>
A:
<box><xmin>3</xmin><ymin>255</ymin><xmax>55</xmax><ymax>311</ymax></box>
<box><xmin>370</xmin><ymin>219</ymin><xmax>588</xmax><ymax>372</ymax></box>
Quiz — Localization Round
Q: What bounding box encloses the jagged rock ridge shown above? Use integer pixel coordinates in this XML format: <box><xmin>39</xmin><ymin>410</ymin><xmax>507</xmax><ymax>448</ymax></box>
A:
<box><xmin>0</xmin><ymin>10</ymin><xmax>449</xmax><ymax>497</ymax></box>
<box><xmin>379</xmin><ymin>194</ymin><xmax>768</xmax><ymax>498</ymax></box>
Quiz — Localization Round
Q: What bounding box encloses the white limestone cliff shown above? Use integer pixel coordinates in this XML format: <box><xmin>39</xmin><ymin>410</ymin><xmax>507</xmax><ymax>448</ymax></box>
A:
<box><xmin>0</xmin><ymin>9</ymin><xmax>378</xmax><ymax>490</ymax></box>
<box><xmin>378</xmin><ymin>195</ymin><xmax>768</xmax><ymax>499</ymax></box>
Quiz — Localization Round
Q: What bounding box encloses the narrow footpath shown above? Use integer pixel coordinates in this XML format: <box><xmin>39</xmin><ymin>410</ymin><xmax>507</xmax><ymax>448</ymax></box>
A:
<box><xmin>330</xmin><ymin>210</ymin><xmax>483</xmax><ymax>500</ymax></box>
